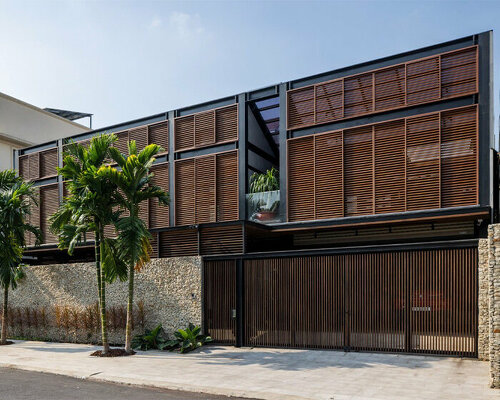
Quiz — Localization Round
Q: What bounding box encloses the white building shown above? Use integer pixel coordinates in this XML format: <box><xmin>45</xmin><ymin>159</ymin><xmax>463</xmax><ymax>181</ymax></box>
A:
<box><xmin>0</xmin><ymin>92</ymin><xmax>90</xmax><ymax>170</ymax></box>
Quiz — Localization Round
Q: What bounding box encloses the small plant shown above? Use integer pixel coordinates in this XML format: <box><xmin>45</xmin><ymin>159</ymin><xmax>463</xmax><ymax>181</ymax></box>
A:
<box><xmin>249</xmin><ymin>167</ymin><xmax>279</xmax><ymax>194</ymax></box>
<box><xmin>167</xmin><ymin>323</ymin><xmax>213</xmax><ymax>354</ymax></box>
<box><xmin>131</xmin><ymin>324</ymin><xmax>170</xmax><ymax>351</ymax></box>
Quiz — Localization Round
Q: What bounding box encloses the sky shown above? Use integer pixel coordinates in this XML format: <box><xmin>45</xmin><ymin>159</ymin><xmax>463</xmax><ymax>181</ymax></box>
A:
<box><xmin>0</xmin><ymin>0</ymin><xmax>499</xmax><ymax>145</ymax></box>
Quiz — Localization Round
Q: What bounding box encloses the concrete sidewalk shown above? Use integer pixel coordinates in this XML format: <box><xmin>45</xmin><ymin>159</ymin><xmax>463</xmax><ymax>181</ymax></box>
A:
<box><xmin>0</xmin><ymin>340</ymin><xmax>495</xmax><ymax>400</ymax></box>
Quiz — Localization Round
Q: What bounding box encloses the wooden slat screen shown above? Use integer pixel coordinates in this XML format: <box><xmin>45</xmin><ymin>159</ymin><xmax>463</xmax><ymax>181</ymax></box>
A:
<box><xmin>40</xmin><ymin>184</ymin><xmax>59</xmax><ymax>244</ymax></box>
<box><xmin>287</xmin><ymin>105</ymin><xmax>478</xmax><ymax>222</ymax></box>
<box><xmin>159</xmin><ymin>228</ymin><xmax>198</xmax><ymax>257</ymax></box>
<box><xmin>149</xmin><ymin>163</ymin><xmax>169</xmax><ymax>229</ymax></box>
<box><xmin>115</xmin><ymin>131</ymin><xmax>129</xmax><ymax>155</ymax></box>
<box><xmin>29</xmin><ymin>153</ymin><xmax>40</xmax><ymax>181</ymax></box>
<box><xmin>128</xmin><ymin>126</ymin><xmax>148</xmax><ymax>152</ymax></box>
<box><xmin>18</xmin><ymin>155</ymin><xmax>30</xmax><ymax>181</ymax></box>
<box><xmin>287</xmin><ymin>46</ymin><xmax>478</xmax><ymax>130</ymax></box>
<box><xmin>175</xmin><ymin>151</ymin><xmax>238</xmax><ymax>226</ymax></box>
<box><xmin>39</xmin><ymin>149</ymin><xmax>58</xmax><ymax>178</ymax></box>
<box><xmin>204</xmin><ymin>260</ymin><xmax>236</xmax><ymax>344</ymax></box>
<box><xmin>148</xmin><ymin>121</ymin><xmax>169</xmax><ymax>153</ymax></box>
<box><xmin>243</xmin><ymin>247</ymin><xmax>477</xmax><ymax>356</ymax></box>
<box><xmin>25</xmin><ymin>187</ymin><xmax>39</xmax><ymax>246</ymax></box>
<box><xmin>174</xmin><ymin>104</ymin><xmax>238</xmax><ymax>152</ymax></box>
<box><xmin>200</xmin><ymin>225</ymin><xmax>243</xmax><ymax>255</ymax></box>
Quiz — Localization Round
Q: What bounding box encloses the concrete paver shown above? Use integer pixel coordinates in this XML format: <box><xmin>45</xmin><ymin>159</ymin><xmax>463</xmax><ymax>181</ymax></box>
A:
<box><xmin>0</xmin><ymin>340</ymin><xmax>496</xmax><ymax>400</ymax></box>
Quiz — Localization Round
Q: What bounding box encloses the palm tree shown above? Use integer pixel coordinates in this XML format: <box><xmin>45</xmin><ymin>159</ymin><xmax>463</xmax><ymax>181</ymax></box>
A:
<box><xmin>101</xmin><ymin>141</ymin><xmax>168</xmax><ymax>353</ymax></box>
<box><xmin>50</xmin><ymin>135</ymin><xmax>126</xmax><ymax>355</ymax></box>
<box><xmin>0</xmin><ymin>170</ymin><xmax>41</xmax><ymax>344</ymax></box>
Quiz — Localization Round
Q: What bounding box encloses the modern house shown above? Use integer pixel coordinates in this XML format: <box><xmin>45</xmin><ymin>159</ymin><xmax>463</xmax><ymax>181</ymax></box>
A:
<box><xmin>15</xmin><ymin>31</ymin><xmax>495</xmax><ymax>358</ymax></box>
<box><xmin>0</xmin><ymin>91</ymin><xmax>91</xmax><ymax>170</ymax></box>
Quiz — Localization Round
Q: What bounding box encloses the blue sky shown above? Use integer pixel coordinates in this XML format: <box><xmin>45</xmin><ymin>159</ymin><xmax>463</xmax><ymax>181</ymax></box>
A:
<box><xmin>0</xmin><ymin>0</ymin><xmax>498</xmax><ymax>144</ymax></box>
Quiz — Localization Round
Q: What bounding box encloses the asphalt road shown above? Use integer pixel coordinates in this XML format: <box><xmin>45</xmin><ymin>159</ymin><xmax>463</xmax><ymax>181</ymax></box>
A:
<box><xmin>0</xmin><ymin>368</ymin><xmax>248</xmax><ymax>400</ymax></box>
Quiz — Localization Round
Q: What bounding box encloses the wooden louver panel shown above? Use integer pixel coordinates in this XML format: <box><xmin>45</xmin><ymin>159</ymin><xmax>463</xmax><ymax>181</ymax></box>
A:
<box><xmin>287</xmin><ymin>105</ymin><xmax>478</xmax><ymax>222</ymax></box>
<box><xmin>29</xmin><ymin>153</ymin><xmax>40</xmax><ymax>180</ymax></box>
<box><xmin>287</xmin><ymin>46</ymin><xmax>478</xmax><ymax>130</ymax></box>
<box><xmin>159</xmin><ymin>229</ymin><xmax>198</xmax><ymax>257</ymax></box>
<box><xmin>175</xmin><ymin>104</ymin><xmax>238</xmax><ymax>152</ymax></box>
<box><xmin>216</xmin><ymin>104</ymin><xmax>238</xmax><ymax>143</ymax></box>
<box><xmin>149</xmin><ymin>163</ymin><xmax>169</xmax><ymax>229</ymax></box>
<box><xmin>128</xmin><ymin>126</ymin><xmax>148</xmax><ymax>152</ymax></box>
<box><xmin>18</xmin><ymin>155</ymin><xmax>29</xmax><ymax>181</ymax></box>
<box><xmin>374</xmin><ymin>120</ymin><xmax>406</xmax><ymax>214</ymax></box>
<box><xmin>315</xmin><ymin>132</ymin><xmax>343</xmax><ymax>219</ymax></box>
<box><xmin>195</xmin><ymin>110</ymin><xmax>215</xmax><ymax>148</ymax></box>
<box><xmin>40</xmin><ymin>184</ymin><xmax>59</xmax><ymax>244</ymax></box>
<box><xmin>440</xmin><ymin>107</ymin><xmax>477</xmax><ymax>207</ymax></box>
<box><xmin>148</xmin><ymin>121</ymin><xmax>169</xmax><ymax>152</ymax></box>
<box><xmin>25</xmin><ymin>187</ymin><xmax>39</xmax><ymax>246</ymax></box>
<box><xmin>406</xmin><ymin>114</ymin><xmax>440</xmax><ymax>211</ymax></box>
<box><xmin>115</xmin><ymin>131</ymin><xmax>129</xmax><ymax>155</ymax></box>
<box><xmin>175</xmin><ymin>159</ymin><xmax>195</xmax><ymax>226</ymax></box>
<box><xmin>40</xmin><ymin>149</ymin><xmax>58</xmax><ymax>178</ymax></box>
<box><xmin>216</xmin><ymin>151</ymin><xmax>238</xmax><ymax>222</ymax></box>
<box><xmin>287</xmin><ymin>137</ymin><xmax>315</xmax><ymax>222</ymax></box>
<box><xmin>344</xmin><ymin>126</ymin><xmax>373</xmax><ymax>216</ymax></box>
<box><xmin>200</xmin><ymin>225</ymin><xmax>243</xmax><ymax>255</ymax></box>
<box><xmin>195</xmin><ymin>155</ymin><xmax>216</xmax><ymax>223</ymax></box>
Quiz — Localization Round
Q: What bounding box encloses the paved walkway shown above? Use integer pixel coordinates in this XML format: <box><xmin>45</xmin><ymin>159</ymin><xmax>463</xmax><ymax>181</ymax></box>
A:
<box><xmin>0</xmin><ymin>340</ymin><xmax>496</xmax><ymax>400</ymax></box>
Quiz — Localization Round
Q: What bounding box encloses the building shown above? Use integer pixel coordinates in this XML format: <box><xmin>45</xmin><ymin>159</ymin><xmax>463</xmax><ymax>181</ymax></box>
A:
<box><xmin>15</xmin><ymin>31</ymin><xmax>495</xmax><ymax>358</ymax></box>
<box><xmin>0</xmin><ymin>92</ymin><xmax>90</xmax><ymax>170</ymax></box>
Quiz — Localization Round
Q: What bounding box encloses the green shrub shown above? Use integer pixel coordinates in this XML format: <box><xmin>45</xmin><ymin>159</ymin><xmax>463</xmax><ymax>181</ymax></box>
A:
<box><xmin>131</xmin><ymin>324</ymin><xmax>172</xmax><ymax>351</ymax></box>
<box><xmin>168</xmin><ymin>323</ymin><xmax>213</xmax><ymax>353</ymax></box>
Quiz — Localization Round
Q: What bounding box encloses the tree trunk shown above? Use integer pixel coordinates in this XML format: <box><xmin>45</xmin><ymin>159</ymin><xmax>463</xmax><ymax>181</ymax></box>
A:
<box><xmin>95</xmin><ymin>226</ymin><xmax>109</xmax><ymax>355</ymax></box>
<box><xmin>124</xmin><ymin>264</ymin><xmax>134</xmax><ymax>353</ymax></box>
<box><xmin>1</xmin><ymin>287</ymin><xmax>8</xmax><ymax>345</ymax></box>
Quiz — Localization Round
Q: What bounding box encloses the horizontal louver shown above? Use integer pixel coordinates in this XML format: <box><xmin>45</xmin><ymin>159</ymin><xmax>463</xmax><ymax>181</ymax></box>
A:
<box><xmin>175</xmin><ymin>151</ymin><xmax>238</xmax><ymax>226</ymax></box>
<box><xmin>25</xmin><ymin>187</ymin><xmax>39</xmax><ymax>246</ymax></box>
<box><xmin>287</xmin><ymin>46</ymin><xmax>477</xmax><ymax>130</ymax></box>
<box><xmin>149</xmin><ymin>163</ymin><xmax>169</xmax><ymax>229</ymax></box>
<box><xmin>40</xmin><ymin>149</ymin><xmax>58</xmax><ymax>178</ymax></box>
<box><xmin>174</xmin><ymin>104</ymin><xmax>238</xmax><ymax>152</ymax></box>
<box><xmin>159</xmin><ymin>229</ymin><xmax>198</xmax><ymax>257</ymax></box>
<box><xmin>287</xmin><ymin>105</ymin><xmax>478</xmax><ymax>222</ymax></box>
<box><xmin>200</xmin><ymin>225</ymin><xmax>243</xmax><ymax>255</ymax></box>
<box><xmin>148</xmin><ymin>121</ymin><xmax>169</xmax><ymax>153</ymax></box>
<box><xmin>128</xmin><ymin>126</ymin><xmax>148</xmax><ymax>152</ymax></box>
<box><xmin>40</xmin><ymin>184</ymin><xmax>59</xmax><ymax>244</ymax></box>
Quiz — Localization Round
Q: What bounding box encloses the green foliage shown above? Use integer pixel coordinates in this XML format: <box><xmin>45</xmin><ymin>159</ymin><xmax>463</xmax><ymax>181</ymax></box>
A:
<box><xmin>249</xmin><ymin>167</ymin><xmax>279</xmax><ymax>194</ymax></box>
<box><xmin>0</xmin><ymin>170</ymin><xmax>41</xmax><ymax>290</ymax></box>
<box><xmin>168</xmin><ymin>323</ymin><xmax>213</xmax><ymax>353</ymax></box>
<box><xmin>131</xmin><ymin>324</ymin><xmax>171</xmax><ymax>351</ymax></box>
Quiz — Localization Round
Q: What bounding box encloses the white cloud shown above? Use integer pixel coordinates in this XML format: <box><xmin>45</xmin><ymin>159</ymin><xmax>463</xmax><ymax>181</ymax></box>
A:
<box><xmin>149</xmin><ymin>16</ymin><xmax>162</xmax><ymax>29</ymax></box>
<box><xmin>168</xmin><ymin>11</ymin><xmax>204</xmax><ymax>38</ymax></box>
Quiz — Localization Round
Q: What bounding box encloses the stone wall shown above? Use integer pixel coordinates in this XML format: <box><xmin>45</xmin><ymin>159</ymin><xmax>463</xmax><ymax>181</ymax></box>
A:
<box><xmin>488</xmin><ymin>225</ymin><xmax>500</xmax><ymax>388</ymax></box>
<box><xmin>479</xmin><ymin>238</ymin><xmax>489</xmax><ymax>360</ymax></box>
<box><xmin>0</xmin><ymin>257</ymin><xmax>202</xmax><ymax>345</ymax></box>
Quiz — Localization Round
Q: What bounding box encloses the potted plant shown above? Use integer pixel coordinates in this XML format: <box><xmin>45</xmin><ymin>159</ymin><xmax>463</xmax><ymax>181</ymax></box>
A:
<box><xmin>249</xmin><ymin>167</ymin><xmax>280</xmax><ymax>222</ymax></box>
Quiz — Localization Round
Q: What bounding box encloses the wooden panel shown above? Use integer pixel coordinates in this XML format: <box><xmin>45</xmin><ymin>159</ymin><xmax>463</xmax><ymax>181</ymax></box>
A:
<box><xmin>344</xmin><ymin>126</ymin><xmax>373</xmax><ymax>216</ymax></box>
<box><xmin>115</xmin><ymin>131</ymin><xmax>129</xmax><ymax>155</ymax></box>
<box><xmin>40</xmin><ymin>184</ymin><xmax>59</xmax><ymax>244</ymax></box>
<box><xmin>287</xmin><ymin>86</ymin><xmax>315</xmax><ymax>129</ymax></box>
<box><xmin>216</xmin><ymin>151</ymin><xmax>238</xmax><ymax>222</ymax></box>
<box><xmin>18</xmin><ymin>155</ymin><xmax>29</xmax><ymax>181</ymax></box>
<box><xmin>315</xmin><ymin>80</ymin><xmax>343</xmax><ymax>124</ymax></box>
<box><xmin>194</xmin><ymin>110</ymin><xmax>215</xmax><ymax>148</ymax></box>
<box><xmin>40</xmin><ymin>149</ymin><xmax>58</xmax><ymax>178</ymax></box>
<box><xmin>174</xmin><ymin>115</ymin><xmax>195</xmax><ymax>151</ymax></box>
<box><xmin>29</xmin><ymin>153</ymin><xmax>39</xmax><ymax>180</ymax></box>
<box><xmin>374</xmin><ymin>120</ymin><xmax>406</xmax><ymax>214</ymax></box>
<box><xmin>406</xmin><ymin>56</ymin><xmax>440</xmax><ymax>105</ymax></box>
<box><xmin>440</xmin><ymin>106</ymin><xmax>477</xmax><ymax>207</ymax></box>
<box><xmin>315</xmin><ymin>132</ymin><xmax>343</xmax><ymax>219</ymax></box>
<box><xmin>148</xmin><ymin>121</ymin><xmax>169</xmax><ymax>153</ymax></box>
<box><xmin>204</xmin><ymin>260</ymin><xmax>236</xmax><ymax>344</ymax></box>
<box><xmin>128</xmin><ymin>126</ymin><xmax>148</xmax><ymax>152</ymax></box>
<box><xmin>244</xmin><ymin>256</ymin><xmax>344</xmax><ymax>349</ymax></box>
<box><xmin>25</xmin><ymin>187</ymin><xmax>39</xmax><ymax>246</ymax></box>
<box><xmin>175</xmin><ymin>159</ymin><xmax>195</xmax><ymax>226</ymax></box>
<box><xmin>215</xmin><ymin>104</ymin><xmax>238</xmax><ymax>143</ymax></box>
<box><xmin>406</xmin><ymin>114</ymin><xmax>440</xmax><ymax>211</ymax></box>
<box><xmin>149</xmin><ymin>163</ymin><xmax>169</xmax><ymax>229</ymax></box>
<box><xmin>374</xmin><ymin>65</ymin><xmax>405</xmax><ymax>110</ymax></box>
<box><xmin>195</xmin><ymin>155</ymin><xmax>216</xmax><ymax>223</ymax></box>
<box><xmin>159</xmin><ymin>229</ymin><xmax>198</xmax><ymax>257</ymax></box>
<box><xmin>441</xmin><ymin>47</ymin><xmax>477</xmax><ymax>98</ymax></box>
<box><xmin>200</xmin><ymin>225</ymin><xmax>243</xmax><ymax>255</ymax></box>
<box><xmin>344</xmin><ymin>73</ymin><xmax>373</xmax><ymax>118</ymax></box>
<box><xmin>287</xmin><ymin>46</ymin><xmax>478</xmax><ymax>130</ymax></box>
<box><xmin>287</xmin><ymin>136</ymin><xmax>314</xmax><ymax>222</ymax></box>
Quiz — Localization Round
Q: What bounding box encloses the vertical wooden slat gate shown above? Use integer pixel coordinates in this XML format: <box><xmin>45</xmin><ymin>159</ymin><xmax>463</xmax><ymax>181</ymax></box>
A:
<box><xmin>203</xmin><ymin>247</ymin><xmax>478</xmax><ymax>357</ymax></box>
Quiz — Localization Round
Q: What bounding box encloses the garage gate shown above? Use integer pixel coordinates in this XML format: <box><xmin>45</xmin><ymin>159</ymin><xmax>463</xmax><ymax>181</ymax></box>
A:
<box><xmin>203</xmin><ymin>247</ymin><xmax>478</xmax><ymax>357</ymax></box>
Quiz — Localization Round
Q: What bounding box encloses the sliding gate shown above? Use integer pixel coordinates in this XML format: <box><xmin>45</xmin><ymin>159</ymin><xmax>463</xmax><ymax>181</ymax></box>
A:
<box><xmin>204</xmin><ymin>247</ymin><xmax>478</xmax><ymax>356</ymax></box>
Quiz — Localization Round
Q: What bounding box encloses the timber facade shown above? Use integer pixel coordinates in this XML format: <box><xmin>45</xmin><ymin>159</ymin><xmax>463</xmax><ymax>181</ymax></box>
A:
<box><xmin>15</xmin><ymin>31</ymin><xmax>496</xmax><ymax>357</ymax></box>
